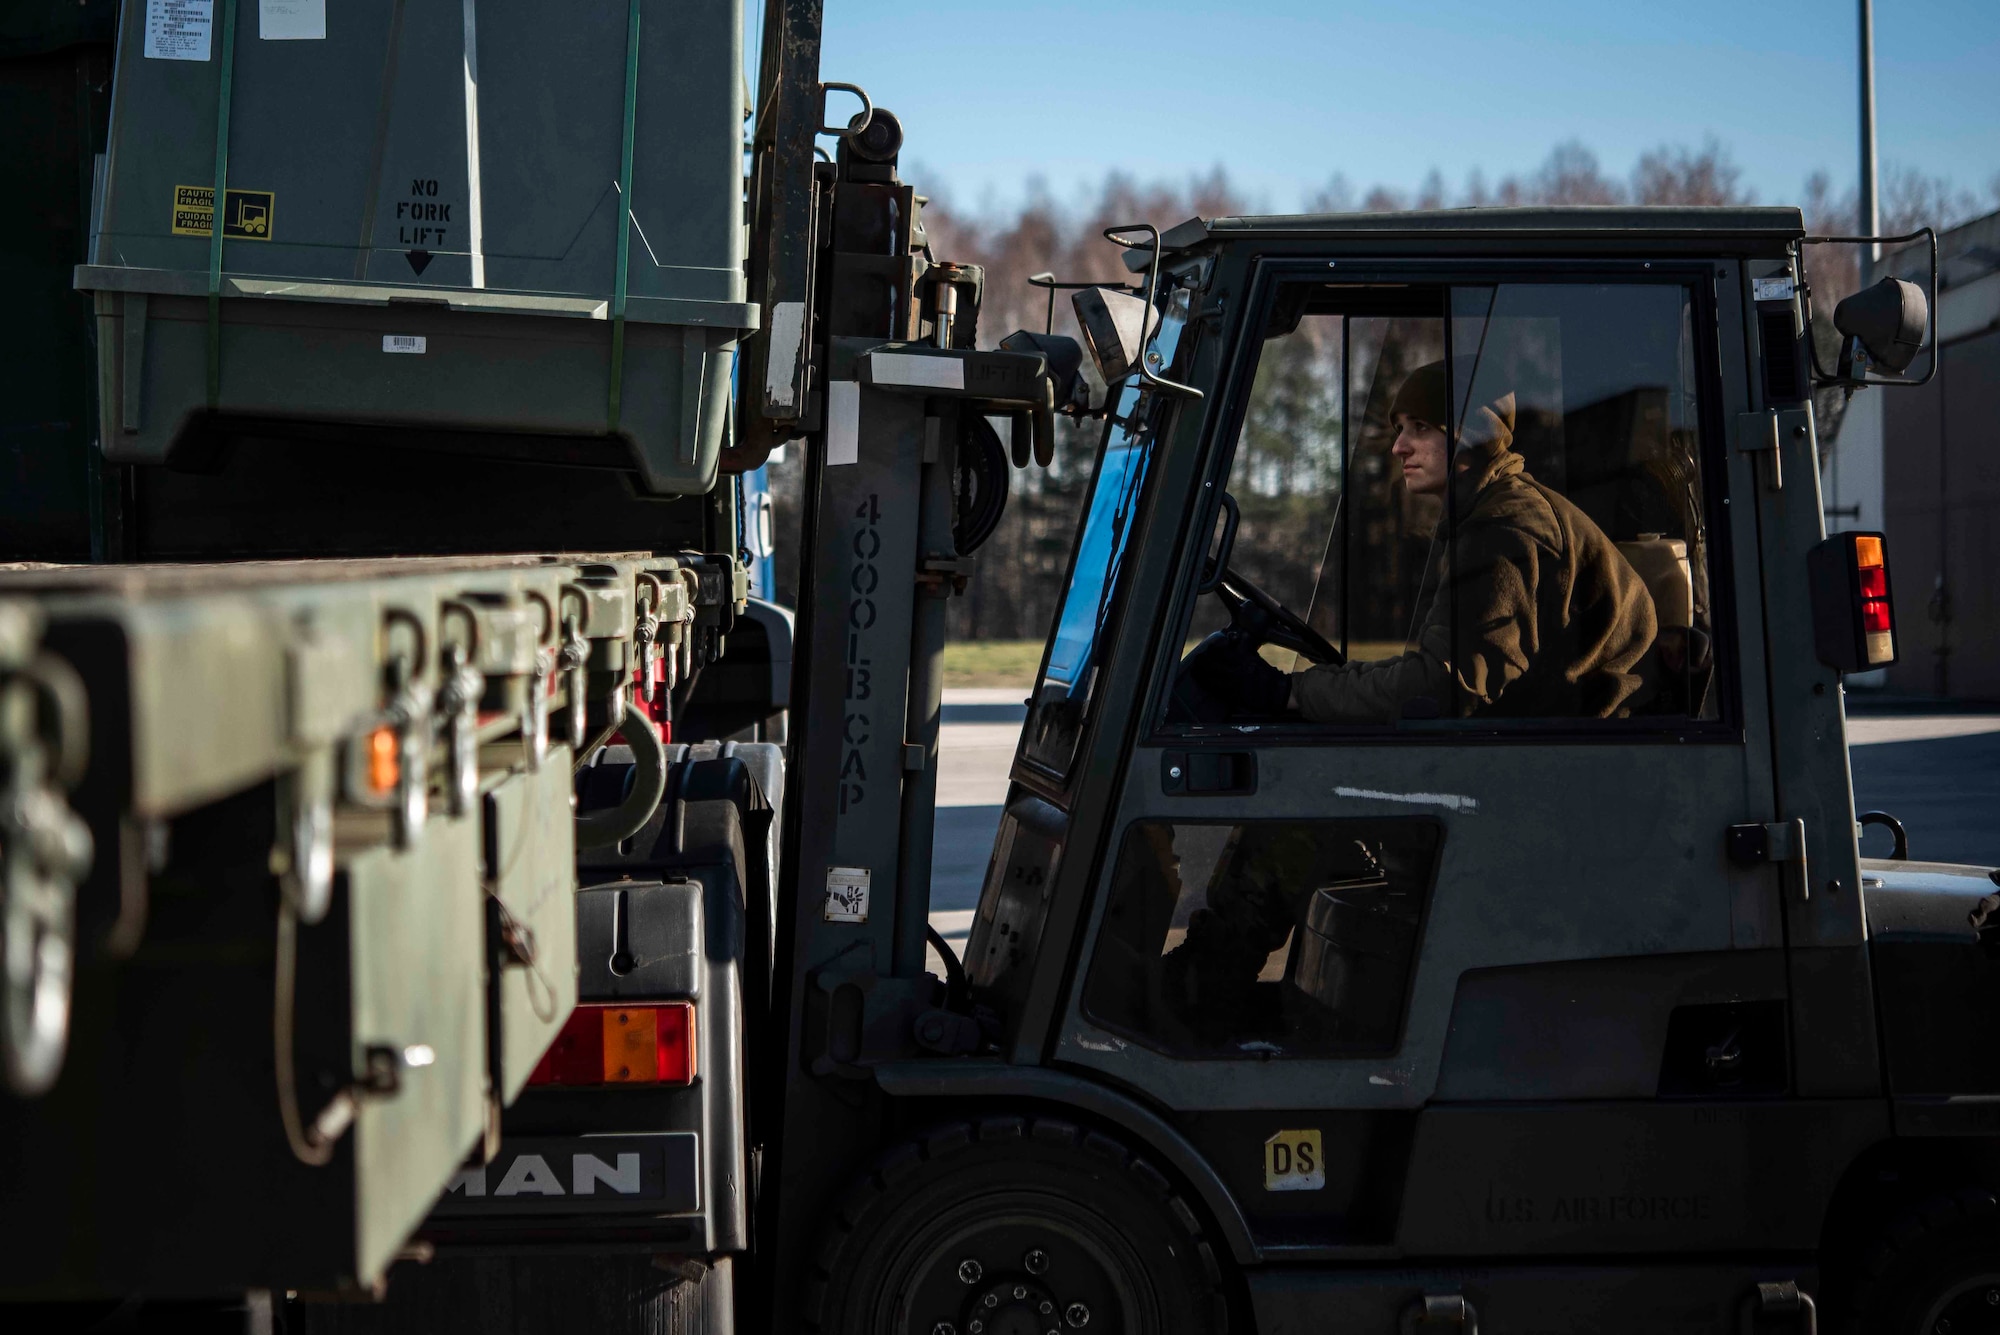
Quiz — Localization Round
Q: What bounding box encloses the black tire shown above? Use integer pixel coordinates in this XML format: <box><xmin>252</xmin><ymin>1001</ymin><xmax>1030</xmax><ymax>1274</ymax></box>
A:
<box><xmin>1844</xmin><ymin>1187</ymin><xmax>2000</xmax><ymax>1334</ymax></box>
<box><xmin>805</xmin><ymin>1116</ymin><xmax>1228</xmax><ymax>1335</ymax></box>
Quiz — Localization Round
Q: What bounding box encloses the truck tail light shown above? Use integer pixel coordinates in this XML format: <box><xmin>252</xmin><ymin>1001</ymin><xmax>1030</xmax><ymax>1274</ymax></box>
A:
<box><xmin>1852</xmin><ymin>535</ymin><xmax>1895</xmax><ymax>664</ymax></box>
<box><xmin>1808</xmin><ymin>531</ymin><xmax>1898</xmax><ymax>672</ymax></box>
<box><xmin>526</xmin><ymin>1002</ymin><xmax>696</xmax><ymax>1088</ymax></box>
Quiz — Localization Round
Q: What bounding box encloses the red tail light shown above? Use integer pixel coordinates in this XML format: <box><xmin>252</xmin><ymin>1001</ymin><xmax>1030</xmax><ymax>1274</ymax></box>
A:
<box><xmin>1852</xmin><ymin>535</ymin><xmax>1895</xmax><ymax>665</ymax></box>
<box><xmin>1808</xmin><ymin>531</ymin><xmax>1898</xmax><ymax>672</ymax></box>
<box><xmin>526</xmin><ymin>1002</ymin><xmax>696</xmax><ymax>1088</ymax></box>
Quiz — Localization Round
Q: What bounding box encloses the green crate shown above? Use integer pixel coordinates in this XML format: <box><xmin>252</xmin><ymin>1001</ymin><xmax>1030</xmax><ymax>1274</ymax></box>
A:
<box><xmin>79</xmin><ymin>0</ymin><xmax>751</xmax><ymax>494</ymax></box>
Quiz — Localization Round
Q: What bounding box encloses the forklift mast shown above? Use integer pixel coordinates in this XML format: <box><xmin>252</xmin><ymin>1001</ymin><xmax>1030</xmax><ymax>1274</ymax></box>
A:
<box><xmin>751</xmin><ymin>102</ymin><xmax>1074</xmax><ymax>1312</ymax></box>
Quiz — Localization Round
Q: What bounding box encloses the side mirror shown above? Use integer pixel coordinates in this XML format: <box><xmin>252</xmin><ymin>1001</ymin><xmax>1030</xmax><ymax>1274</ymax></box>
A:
<box><xmin>1800</xmin><ymin>227</ymin><xmax>1936</xmax><ymax>390</ymax></box>
<box><xmin>1071</xmin><ymin>286</ymin><xmax>1152</xmax><ymax>385</ymax></box>
<box><xmin>1834</xmin><ymin>276</ymin><xmax>1928</xmax><ymax>377</ymax></box>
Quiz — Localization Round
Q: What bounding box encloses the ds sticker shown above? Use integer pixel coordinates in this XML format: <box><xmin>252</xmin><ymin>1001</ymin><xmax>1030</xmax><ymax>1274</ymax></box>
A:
<box><xmin>1264</xmin><ymin>1129</ymin><xmax>1325</xmax><ymax>1192</ymax></box>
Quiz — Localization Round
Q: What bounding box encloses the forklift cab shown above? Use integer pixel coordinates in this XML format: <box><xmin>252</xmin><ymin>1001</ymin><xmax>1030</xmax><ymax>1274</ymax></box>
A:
<box><xmin>953</xmin><ymin>208</ymin><xmax>1894</xmax><ymax>1325</ymax></box>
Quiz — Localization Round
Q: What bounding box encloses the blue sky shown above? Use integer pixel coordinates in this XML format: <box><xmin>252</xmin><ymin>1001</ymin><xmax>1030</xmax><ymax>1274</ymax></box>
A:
<box><xmin>791</xmin><ymin>0</ymin><xmax>2000</xmax><ymax>217</ymax></box>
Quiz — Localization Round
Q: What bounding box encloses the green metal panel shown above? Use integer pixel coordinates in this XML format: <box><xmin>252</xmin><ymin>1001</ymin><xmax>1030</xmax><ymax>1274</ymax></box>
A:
<box><xmin>346</xmin><ymin>808</ymin><xmax>487</xmax><ymax>1285</ymax></box>
<box><xmin>486</xmin><ymin>751</ymin><xmax>579</xmax><ymax>1104</ymax></box>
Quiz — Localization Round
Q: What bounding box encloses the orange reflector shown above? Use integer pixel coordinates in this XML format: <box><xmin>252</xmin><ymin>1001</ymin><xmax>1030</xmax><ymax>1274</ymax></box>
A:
<box><xmin>366</xmin><ymin>726</ymin><xmax>400</xmax><ymax>793</ymax></box>
<box><xmin>527</xmin><ymin>1002</ymin><xmax>696</xmax><ymax>1088</ymax></box>
<box><xmin>1853</xmin><ymin>534</ymin><xmax>1885</xmax><ymax>568</ymax></box>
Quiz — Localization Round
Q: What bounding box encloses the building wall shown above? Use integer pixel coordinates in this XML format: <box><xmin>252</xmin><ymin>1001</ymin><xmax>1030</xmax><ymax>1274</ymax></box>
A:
<box><xmin>1882</xmin><ymin>325</ymin><xmax>2000</xmax><ymax>700</ymax></box>
<box><xmin>1827</xmin><ymin>209</ymin><xmax>2000</xmax><ymax>701</ymax></box>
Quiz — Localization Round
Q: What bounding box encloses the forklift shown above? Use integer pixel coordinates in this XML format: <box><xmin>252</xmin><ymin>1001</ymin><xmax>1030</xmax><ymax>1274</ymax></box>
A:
<box><xmin>7</xmin><ymin>1</ymin><xmax>1998</xmax><ymax>1332</ymax></box>
<box><xmin>742</xmin><ymin>141</ymin><xmax>1999</xmax><ymax>1335</ymax></box>
<box><xmin>370</xmin><ymin>91</ymin><xmax>1990</xmax><ymax>1335</ymax></box>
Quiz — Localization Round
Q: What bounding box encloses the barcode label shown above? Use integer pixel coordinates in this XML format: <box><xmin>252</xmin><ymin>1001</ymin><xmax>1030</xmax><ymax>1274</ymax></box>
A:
<box><xmin>382</xmin><ymin>335</ymin><xmax>427</xmax><ymax>354</ymax></box>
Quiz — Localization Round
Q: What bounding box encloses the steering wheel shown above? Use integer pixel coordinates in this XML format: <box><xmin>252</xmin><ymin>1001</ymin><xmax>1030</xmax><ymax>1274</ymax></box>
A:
<box><xmin>1214</xmin><ymin>566</ymin><xmax>1344</xmax><ymax>666</ymax></box>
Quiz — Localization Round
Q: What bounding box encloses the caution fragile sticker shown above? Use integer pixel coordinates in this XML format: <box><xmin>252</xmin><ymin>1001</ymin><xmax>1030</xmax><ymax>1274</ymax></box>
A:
<box><xmin>171</xmin><ymin>185</ymin><xmax>276</xmax><ymax>239</ymax></box>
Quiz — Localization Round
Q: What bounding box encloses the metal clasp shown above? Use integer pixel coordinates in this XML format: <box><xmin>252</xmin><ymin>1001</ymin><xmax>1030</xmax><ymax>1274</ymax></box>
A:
<box><xmin>633</xmin><ymin>573</ymin><xmax>663</xmax><ymax>705</ymax></box>
<box><xmin>1727</xmin><ymin>817</ymin><xmax>1811</xmax><ymax>900</ymax></box>
<box><xmin>556</xmin><ymin>603</ymin><xmax>590</xmax><ymax>752</ymax></box>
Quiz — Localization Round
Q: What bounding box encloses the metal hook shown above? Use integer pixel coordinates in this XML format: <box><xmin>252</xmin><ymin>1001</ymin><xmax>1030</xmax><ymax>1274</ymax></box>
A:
<box><xmin>380</xmin><ymin>606</ymin><xmax>430</xmax><ymax>680</ymax></box>
<box><xmin>817</xmin><ymin>81</ymin><xmax>874</xmax><ymax>138</ymax></box>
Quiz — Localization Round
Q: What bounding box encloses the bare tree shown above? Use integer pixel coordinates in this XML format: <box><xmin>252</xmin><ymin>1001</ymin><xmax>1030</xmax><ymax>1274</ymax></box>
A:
<box><xmin>765</xmin><ymin>140</ymin><xmax>1993</xmax><ymax>647</ymax></box>
<box><xmin>1528</xmin><ymin>141</ymin><xmax>1625</xmax><ymax>205</ymax></box>
<box><xmin>1880</xmin><ymin>164</ymin><xmax>1985</xmax><ymax>234</ymax></box>
<box><xmin>1633</xmin><ymin>137</ymin><xmax>1751</xmax><ymax>206</ymax></box>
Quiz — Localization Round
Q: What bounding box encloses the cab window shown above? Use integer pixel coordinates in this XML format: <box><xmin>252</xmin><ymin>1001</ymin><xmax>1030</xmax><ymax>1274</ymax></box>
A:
<box><xmin>1082</xmin><ymin>818</ymin><xmax>1442</xmax><ymax>1057</ymax></box>
<box><xmin>1168</xmin><ymin>278</ymin><xmax>1723</xmax><ymax>731</ymax></box>
<box><xmin>1024</xmin><ymin>283</ymin><xmax>1192</xmax><ymax>775</ymax></box>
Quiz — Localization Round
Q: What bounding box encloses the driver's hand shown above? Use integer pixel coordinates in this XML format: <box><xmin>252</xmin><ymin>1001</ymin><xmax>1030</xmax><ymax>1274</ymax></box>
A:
<box><xmin>1191</xmin><ymin>633</ymin><xmax>1294</xmax><ymax>715</ymax></box>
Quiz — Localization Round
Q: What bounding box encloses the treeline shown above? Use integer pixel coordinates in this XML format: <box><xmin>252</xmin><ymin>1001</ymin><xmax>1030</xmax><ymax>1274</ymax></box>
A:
<box><xmin>762</xmin><ymin>141</ymin><xmax>1996</xmax><ymax>644</ymax></box>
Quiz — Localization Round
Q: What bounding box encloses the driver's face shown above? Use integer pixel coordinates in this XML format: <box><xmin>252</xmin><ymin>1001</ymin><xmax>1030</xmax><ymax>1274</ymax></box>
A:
<box><xmin>1391</xmin><ymin>414</ymin><xmax>1450</xmax><ymax>497</ymax></box>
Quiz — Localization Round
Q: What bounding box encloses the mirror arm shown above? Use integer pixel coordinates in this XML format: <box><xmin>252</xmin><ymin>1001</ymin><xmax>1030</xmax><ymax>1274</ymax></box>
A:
<box><xmin>1798</xmin><ymin>226</ymin><xmax>1939</xmax><ymax>389</ymax></box>
<box><xmin>1102</xmin><ymin>223</ymin><xmax>1205</xmax><ymax>401</ymax></box>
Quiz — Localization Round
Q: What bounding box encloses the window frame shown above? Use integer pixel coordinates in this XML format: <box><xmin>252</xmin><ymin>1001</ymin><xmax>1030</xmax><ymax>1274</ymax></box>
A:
<box><xmin>1146</xmin><ymin>256</ymin><xmax>1746</xmax><ymax>747</ymax></box>
<box><xmin>1015</xmin><ymin>287</ymin><xmax>1206</xmax><ymax>789</ymax></box>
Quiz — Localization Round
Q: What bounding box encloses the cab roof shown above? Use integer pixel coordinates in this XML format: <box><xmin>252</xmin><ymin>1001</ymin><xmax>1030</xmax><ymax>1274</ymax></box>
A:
<box><xmin>1148</xmin><ymin>205</ymin><xmax>1805</xmax><ymax>257</ymax></box>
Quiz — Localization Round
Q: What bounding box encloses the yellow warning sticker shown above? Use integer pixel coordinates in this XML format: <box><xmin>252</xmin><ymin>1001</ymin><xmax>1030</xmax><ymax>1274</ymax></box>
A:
<box><xmin>171</xmin><ymin>185</ymin><xmax>275</xmax><ymax>239</ymax></box>
<box><xmin>1263</xmin><ymin>1129</ymin><xmax>1325</xmax><ymax>1192</ymax></box>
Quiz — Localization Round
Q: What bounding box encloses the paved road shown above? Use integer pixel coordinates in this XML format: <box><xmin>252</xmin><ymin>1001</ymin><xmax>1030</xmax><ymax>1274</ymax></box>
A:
<box><xmin>1848</xmin><ymin>712</ymin><xmax>2000</xmax><ymax>867</ymax></box>
<box><xmin>925</xmin><ymin>690</ymin><xmax>1022</xmax><ymax>968</ymax></box>
<box><xmin>926</xmin><ymin>695</ymin><xmax>2000</xmax><ymax>963</ymax></box>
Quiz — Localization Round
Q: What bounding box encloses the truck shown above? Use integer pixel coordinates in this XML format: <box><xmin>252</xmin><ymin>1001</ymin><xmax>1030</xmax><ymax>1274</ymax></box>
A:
<box><xmin>3</xmin><ymin>2</ymin><xmax>1995</xmax><ymax>1333</ymax></box>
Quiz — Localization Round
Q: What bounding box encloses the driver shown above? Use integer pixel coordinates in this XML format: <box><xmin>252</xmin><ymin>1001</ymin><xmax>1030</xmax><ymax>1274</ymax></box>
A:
<box><xmin>1195</xmin><ymin>361</ymin><xmax>1657</xmax><ymax>721</ymax></box>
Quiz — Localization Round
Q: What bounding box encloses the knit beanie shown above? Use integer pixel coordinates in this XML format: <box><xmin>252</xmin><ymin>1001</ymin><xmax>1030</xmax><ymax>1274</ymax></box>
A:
<box><xmin>1388</xmin><ymin>360</ymin><xmax>1516</xmax><ymax>457</ymax></box>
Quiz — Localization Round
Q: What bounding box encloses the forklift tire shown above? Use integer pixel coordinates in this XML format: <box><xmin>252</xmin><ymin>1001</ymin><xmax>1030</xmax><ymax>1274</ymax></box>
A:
<box><xmin>805</xmin><ymin>1116</ymin><xmax>1229</xmax><ymax>1335</ymax></box>
<box><xmin>1842</xmin><ymin>1186</ymin><xmax>2000</xmax><ymax>1334</ymax></box>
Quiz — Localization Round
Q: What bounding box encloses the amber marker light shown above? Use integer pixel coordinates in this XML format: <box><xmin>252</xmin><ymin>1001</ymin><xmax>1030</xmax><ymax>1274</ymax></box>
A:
<box><xmin>366</xmin><ymin>725</ymin><xmax>400</xmax><ymax>794</ymax></box>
